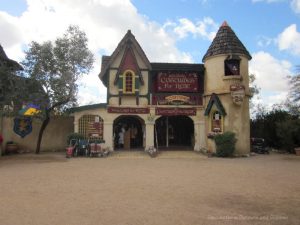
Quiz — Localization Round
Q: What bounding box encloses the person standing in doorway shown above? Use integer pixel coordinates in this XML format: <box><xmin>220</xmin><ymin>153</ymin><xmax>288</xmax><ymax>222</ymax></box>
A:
<box><xmin>118</xmin><ymin>126</ymin><xmax>125</xmax><ymax>148</ymax></box>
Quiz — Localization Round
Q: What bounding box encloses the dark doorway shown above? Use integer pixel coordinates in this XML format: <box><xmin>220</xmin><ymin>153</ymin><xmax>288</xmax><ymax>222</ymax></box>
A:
<box><xmin>155</xmin><ymin>116</ymin><xmax>194</xmax><ymax>150</ymax></box>
<box><xmin>113</xmin><ymin>116</ymin><xmax>144</xmax><ymax>150</ymax></box>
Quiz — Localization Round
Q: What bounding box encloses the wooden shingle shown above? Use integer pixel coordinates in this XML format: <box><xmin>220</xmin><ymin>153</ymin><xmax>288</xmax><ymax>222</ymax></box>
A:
<box><xmin>202</xmin><ymin>21</ymin><xmax>252</xmax><ymax>62</ymax></box>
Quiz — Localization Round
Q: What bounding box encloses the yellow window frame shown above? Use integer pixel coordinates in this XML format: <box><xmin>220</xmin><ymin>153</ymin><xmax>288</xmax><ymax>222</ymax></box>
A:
<box><xmin>210</xmin><ymin>110</ymin><xmax>224</xmax><ymax>133</ymax></box>
<box><xmin>123</xmin><ymin>70</ymin><xmax>135</xmax><ymax>94</ymax></box>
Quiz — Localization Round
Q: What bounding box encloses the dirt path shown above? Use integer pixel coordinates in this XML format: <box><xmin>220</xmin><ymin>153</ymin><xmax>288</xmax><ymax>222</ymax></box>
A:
<box><xmin>0</xmin><ymin>152</ymin><xmax>299</xmax><ymax>225</ymax></box>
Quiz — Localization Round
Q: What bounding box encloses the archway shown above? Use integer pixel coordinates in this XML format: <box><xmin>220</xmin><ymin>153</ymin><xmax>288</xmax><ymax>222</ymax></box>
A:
<box><xmin>155</xmin><ymin>115</ymin><xmax>194</xmax><ymax>150</ymax></box>
<box><xmin>113</xmin><ymin>115</ymin><xmax>144</xmax><ymax>150</ymax></box>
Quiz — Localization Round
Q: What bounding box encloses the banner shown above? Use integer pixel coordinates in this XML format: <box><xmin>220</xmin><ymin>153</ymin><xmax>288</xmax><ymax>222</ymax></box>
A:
<box><xmin>13</xmin><ymin>117</ymin><xmax>33</xmax><ymax>138</ymax></box>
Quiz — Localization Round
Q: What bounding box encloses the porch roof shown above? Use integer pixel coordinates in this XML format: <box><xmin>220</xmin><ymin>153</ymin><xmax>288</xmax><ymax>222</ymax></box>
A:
<box><xmin>69</xmin><ymin>103</ymin><xmax>107</xmax><ymax>113</ymax></box>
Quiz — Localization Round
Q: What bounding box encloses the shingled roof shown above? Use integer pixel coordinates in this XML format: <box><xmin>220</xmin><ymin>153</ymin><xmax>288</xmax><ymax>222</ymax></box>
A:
<box><xmin>202</xmin><ymin>21</ymin><xmax>252</xmax><ymax>62</ymax></box>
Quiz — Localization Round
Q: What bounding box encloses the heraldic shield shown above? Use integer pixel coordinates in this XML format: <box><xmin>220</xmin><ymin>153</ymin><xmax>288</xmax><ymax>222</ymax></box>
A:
<box><xmin>13</xmin><ymin>117</ymin><xmax>33</xmax><ymax>138</ymax></box>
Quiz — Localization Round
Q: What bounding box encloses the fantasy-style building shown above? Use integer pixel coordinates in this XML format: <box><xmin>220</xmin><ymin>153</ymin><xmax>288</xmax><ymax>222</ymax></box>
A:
<box><xmin>71</xmin><ymin>21</ymin><xmax>252</xmax><ymax>154</ymax></box>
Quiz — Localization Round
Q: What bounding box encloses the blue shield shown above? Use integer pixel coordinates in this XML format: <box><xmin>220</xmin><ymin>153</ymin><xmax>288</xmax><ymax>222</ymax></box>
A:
<box><xmin>13</xmin><ymin>117</ymin><xmax>33</xmax><ymax>138</ymax></box>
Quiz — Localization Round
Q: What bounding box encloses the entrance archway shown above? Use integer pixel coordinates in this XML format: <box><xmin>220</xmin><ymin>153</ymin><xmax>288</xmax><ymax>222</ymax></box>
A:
<box><xmin>155</xmin><ymin>115</ymin><xmax>194</xmax><ymax>150</ymax></box>
<box><xmin>113</xmin><ymin>115</ymin><xmax>144</xmax><ymax>150</ymax></box>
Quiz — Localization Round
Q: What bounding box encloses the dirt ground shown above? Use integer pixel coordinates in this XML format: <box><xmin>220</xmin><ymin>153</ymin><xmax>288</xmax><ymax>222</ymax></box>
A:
<box><xmin>0</xmin><ymin>151</ymin><xmax>299</xmax><ymax>225</ymax></box>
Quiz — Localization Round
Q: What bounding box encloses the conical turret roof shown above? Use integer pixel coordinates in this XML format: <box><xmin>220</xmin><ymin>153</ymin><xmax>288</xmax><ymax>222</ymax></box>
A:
<box><xmin>202</xmin><ymin>21</ymin><xmax>251</xmax><ymax>62</ymax></box>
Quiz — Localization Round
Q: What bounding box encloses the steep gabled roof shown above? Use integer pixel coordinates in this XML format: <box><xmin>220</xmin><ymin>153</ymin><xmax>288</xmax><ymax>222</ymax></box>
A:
<box><xmin>204</xmin><ymin>93</ymin><xmax>226</xmax><ymax>116</ymax></box>
<box><xmin>114</xmin><ymin>46</ymin><xmax>144</xmax><ymax>85</ymax></box>
<box><xmin>98</xmin><ymin>30</ymin><xmax>151</xmax><ymax>86</ymax></box>
<box><xmin>202</xmin><ymin>21</ymin><xmax>252</xmax><ymax>62</ymax></box>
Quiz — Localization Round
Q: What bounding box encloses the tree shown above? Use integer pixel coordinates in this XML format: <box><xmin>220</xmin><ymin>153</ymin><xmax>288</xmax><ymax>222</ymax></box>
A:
<box><xmin>287</xmin><ymin>66</ymin><xmax>300</xmax><ymax>116</ymax></box>
<box><xmin>0</xmin><ymin>45</ymin><xmax>24</xmax><ymax>114</ymax></box>
<box><xmin>249</xmin><ymin>73</ymin><xmax>260</xmax><ymax>98</ymax></box>
<box><xmin>251</xmin><ymin>107</ymin><xmax>300</xmax><ymax>152</ymax></box>
<box><xmin>22</xmin><ymin>25</ymin><xmax>94</xmax><ymax>154</ymax></box>
<box><xmin>249</xmin><ymin>73</ymin><xmax>260</xmax><ymax>114</ymax></box>
<box><xmin>289</xmin><ymin>66</ymin><xmax>300</xmax><ymax>103</ymax></box>
<box><xmin>276</xmin><ymin>118</ymin><xmax>300</xmax><ymax>153</ymax></box>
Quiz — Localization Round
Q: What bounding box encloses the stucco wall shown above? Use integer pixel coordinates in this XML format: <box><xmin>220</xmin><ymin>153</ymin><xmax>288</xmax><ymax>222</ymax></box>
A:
<box><xmin>204</xmin><ymin>54</ymin><xmax>251</xmax><ymax>154</ymax></box>
<box><xmin>73</xmin><ymin>106</ymin><xmax>207</xmax><ymax>151</ymax></box>
<box><xmin>204</xmin><ymin>55</ymin><xmax>250</xmax><ymax>95</ymax></box>
<box><xmin>0</xmin><ymin>116</ymin><xmax>74</xmax><ymax>154</ymax></box>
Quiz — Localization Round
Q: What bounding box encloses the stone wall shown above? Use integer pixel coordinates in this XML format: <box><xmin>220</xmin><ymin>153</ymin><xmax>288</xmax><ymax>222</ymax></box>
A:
<box><xmin>0</xmin><ymin>116</ymin><xmax>74</xmax><ymax>155</ymax></box>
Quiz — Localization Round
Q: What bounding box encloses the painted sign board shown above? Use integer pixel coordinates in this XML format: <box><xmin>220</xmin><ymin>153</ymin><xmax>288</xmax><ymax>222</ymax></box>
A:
<box><xmin>157</xmin><ymin>72</ymin><xmax>198</xmax><ymax>92</ymax></box>
<box><xmin>155</xmin><ymin>107</ymin><xmax>196</xmax><ymax>116</ymax></box>
<box><xmin>152</xmin><ymin>94</ymin><xmax>202</xmax><ymax>105</ymax></box>
<box><xmin>108</xmin><ymin>107</ymin><xmax>150</xmax><ymax>114</ymax></box>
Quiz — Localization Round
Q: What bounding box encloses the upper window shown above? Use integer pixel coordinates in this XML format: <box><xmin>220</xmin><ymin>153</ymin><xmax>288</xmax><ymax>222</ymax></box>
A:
<box><xmin>123</xmin><ymin>70</ymin><xmax>135</xmax><ymax>94</ymax></box>
<box><xmin>224</xmin><ymin>59</ymin><xmax>240</xmax><ymax>76</ymax></box>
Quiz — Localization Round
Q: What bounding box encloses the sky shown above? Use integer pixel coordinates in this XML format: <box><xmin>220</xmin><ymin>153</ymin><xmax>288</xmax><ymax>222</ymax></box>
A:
<box><xmin>0</xmin><ymin>0</ymin><xmax>300</xmax><ymax>109</ymax></box>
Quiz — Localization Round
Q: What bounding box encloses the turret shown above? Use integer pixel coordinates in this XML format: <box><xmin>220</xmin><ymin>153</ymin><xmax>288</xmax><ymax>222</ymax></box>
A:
<box><xmin>203</xmin><ymin>21</ymin><xmax>252</xmax><ymax>155</ymax></box>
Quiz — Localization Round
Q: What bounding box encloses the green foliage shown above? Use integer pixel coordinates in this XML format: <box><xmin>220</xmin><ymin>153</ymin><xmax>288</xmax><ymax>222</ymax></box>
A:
<box><xmin>249</xmin><ymin>73</ymin><xmax>260</xmax><ymax>111</ymax></box>
<box><xmin>249</xmin><ymin>73</ymin><xmax>260</xmax><ymax>98</ymax></box>
<box><xmin>251</xmin><ymin>108</ymin><xmax>300</xmax><ymax>152</ymax></box>
<box><xmin>21</xmin><ymin>25</ymin><xmax>94</xmax><ymax>113</ymax></box>
<box><xmin>0</xmin><ymin>63</ymin><xmax>24</xmax><ymax>114</ymax></box>
<box><xmin>276</xmin><ymin>119</ymin><xmax>300</xmax><ymax>153</ymax></box>
<box><xmin>20</xmin><ymin>25</ymin><xmax>94</xmax><ymax>153</ymax></box>
<box><xmin>288</xmin><ymin>69</ymin><xmax>300</xmax><ymax>105</ymax></box>
<box><xmin>67</xmin><ymin>132</ymin><xmax>84</xmax><ymax>144</ymax></box>
<box><xmin>251</xmin><ymin>109</ymin><xmax>290</xmax><ymax>148</ymax></box>
<box><xmin>214</xmin><ymin>131</ymin><xmax>237</xmax><ymax>157</ymax></box>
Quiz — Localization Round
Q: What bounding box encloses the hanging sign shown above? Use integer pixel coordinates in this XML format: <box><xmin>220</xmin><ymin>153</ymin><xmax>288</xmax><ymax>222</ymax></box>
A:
<box><xmin>13</xmin><ymin>117</ymin><xmax>33</xmax><ymax>138</ymax></box>
<box><xmin>152</xmin><ymin>94</ymin><xmax>203</xmax><ymax>105</ymax></box>
<box><xmin>165</xmin><ymin>95</ymin><xmax>190</xmax><ymax>104</ymax></box>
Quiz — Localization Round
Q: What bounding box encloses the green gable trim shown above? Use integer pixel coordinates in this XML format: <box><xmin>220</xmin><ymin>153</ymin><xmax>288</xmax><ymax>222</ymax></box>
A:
<box><xmin>135</xmin><ymin>77</ymin><xmax>139</xmax><ymax>89</ymax></box>
<box><xmin>118</xmin><ymin>77</ymin><xmax>123</xmax><ymax>88</ymax></box>
<box><xmin>204</xmin><ymin>93</ymin><xmax>226</xmax><ymax>116</ymax></box>
<box><xmin>69</xmin><ymin>103</ymin><xmax>107</xmax><ymax>113</ymax></box>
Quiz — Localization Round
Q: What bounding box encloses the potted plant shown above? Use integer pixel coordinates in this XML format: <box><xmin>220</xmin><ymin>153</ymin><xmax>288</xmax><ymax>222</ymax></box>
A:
<box><xmin>5</xmin><ymin>141</ymin><xmax>19</xmax><ymax>154</ymax></box>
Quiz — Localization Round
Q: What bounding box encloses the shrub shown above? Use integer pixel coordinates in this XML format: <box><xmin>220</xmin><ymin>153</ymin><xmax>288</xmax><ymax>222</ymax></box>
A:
<box><xmin>214</xmin><ymin>131</ymin><xmax>237</xmax><ymax>157</ymax></box>
<box><xmin>276</xmin><ymin>119</ymin><xmax>300</xmax><ymax>153</ymax></box>
<box><xmin>67</xmin><ymin>132</ymin><xmax>84</xmax><ymax>144</ymax></box>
